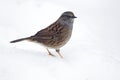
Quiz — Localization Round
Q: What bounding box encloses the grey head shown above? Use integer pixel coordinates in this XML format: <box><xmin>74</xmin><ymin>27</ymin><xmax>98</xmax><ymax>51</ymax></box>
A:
<box><xmin>58</xmin><ymin>11</ymin><xmax>77</xmax><ymax>26</ymax></box>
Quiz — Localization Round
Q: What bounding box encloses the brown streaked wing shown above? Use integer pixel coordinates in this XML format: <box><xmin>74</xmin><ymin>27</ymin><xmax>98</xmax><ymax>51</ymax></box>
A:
<box><xmin>31</xmin><ymin>21</ymin><xmax>62</xmax><ymax>42</ymax></box>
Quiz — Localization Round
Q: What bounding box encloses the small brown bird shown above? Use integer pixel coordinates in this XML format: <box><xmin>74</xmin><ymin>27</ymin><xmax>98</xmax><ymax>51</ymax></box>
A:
<box><xmin>10</xmin><ymin>11</ymin><xmax>77</xmax><ymax>58</ymax></box>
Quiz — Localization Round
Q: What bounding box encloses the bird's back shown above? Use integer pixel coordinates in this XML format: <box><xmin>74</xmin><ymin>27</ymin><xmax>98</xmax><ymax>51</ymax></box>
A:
<box><xmin>30</xmin><ymin>21</ymin><xmax>73</xmax><ymax>49</ymax></box>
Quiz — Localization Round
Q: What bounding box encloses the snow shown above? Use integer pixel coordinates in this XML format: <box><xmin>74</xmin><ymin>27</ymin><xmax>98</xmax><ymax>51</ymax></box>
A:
<box><xmin>0</xmin><ymin>0</ymin><xmax>120</xmax><ymax>80</ymax></box>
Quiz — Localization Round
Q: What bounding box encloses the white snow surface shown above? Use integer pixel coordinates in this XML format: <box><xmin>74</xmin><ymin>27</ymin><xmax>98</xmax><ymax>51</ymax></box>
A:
<box><xmin>0</xmin><ymin>0</ymin><xmax>120</xmax><ymax>80</ymax></box>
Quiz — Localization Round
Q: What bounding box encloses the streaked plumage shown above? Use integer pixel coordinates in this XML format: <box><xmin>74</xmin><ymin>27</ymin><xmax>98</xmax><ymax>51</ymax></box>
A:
<box><xmin>10</xmin><ymin>11</ymin><xmax>77</xmax><ymax>58</ymax></box>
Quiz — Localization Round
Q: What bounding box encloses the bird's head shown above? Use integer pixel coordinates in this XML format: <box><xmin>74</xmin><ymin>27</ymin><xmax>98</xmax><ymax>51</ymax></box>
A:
<box><xmin>58</xmin><ymin>11</ymin><xmax>77</xmax><ymax>25</ymax></box>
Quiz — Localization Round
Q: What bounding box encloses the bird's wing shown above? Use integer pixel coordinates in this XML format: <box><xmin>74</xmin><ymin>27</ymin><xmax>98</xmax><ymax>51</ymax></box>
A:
<box><xmin>31</xmin><ymin>30</ymin><xmax>54</xmax><ymax>41</ymax></box>
<box><xmin>31</xmin><ymin>22</ymin><xmax>62</xmax><ymax>41</ymax></box>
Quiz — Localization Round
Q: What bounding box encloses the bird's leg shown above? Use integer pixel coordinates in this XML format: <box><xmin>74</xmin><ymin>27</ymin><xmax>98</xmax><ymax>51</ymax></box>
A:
<box><xmin>46</xmin><ymin>48</ymin><xmax>55</xmax><ymax>57</ymax></box>
<box><xmin>56</xmin><ymin>49</ymin><xmax>63</xmax><ymax>58</ymax></box>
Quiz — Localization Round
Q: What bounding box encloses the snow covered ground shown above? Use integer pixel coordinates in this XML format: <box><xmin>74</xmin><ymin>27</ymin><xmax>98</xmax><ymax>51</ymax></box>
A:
<box><xmin>0</xmin><ymin>0</ymin><xmax>120</xmax><ymax>80</ymax></box>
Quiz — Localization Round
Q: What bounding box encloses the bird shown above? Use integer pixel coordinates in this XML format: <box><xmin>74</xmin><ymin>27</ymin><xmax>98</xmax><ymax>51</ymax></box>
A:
<box><xmin>10</xmin><ymin>11</ymin><xmax>77</xmax><ymax>58</ymax></box>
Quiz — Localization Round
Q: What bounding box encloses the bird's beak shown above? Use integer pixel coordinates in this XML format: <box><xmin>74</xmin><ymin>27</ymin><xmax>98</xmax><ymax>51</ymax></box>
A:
<box><xmin>72</xmin><ymin>16</ymin><xmax>77</xmax><ymax>18</ymax></box>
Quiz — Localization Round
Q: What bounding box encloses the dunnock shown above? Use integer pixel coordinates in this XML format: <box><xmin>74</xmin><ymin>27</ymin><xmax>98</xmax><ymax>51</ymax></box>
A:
<box><xmin>10</xmin><ymin>11</ymin><xmax>77</xmax><ymax>58</ymax></box>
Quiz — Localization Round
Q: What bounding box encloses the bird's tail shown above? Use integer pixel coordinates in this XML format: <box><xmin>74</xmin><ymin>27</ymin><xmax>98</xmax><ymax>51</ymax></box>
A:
<box><xmin>10</xmin><ymin>37</ymin><xmax>31</xmax><ymax>43</ymax></box>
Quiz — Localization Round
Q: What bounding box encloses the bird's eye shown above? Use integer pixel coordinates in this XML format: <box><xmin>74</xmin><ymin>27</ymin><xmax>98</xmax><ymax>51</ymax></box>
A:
<box><xmin>66</xmin><ymin>15</ymin><xmax>77</xmax><ymax>18</ymax></box>
<box><xmin>65</xmin><ymin>15</ymin><xmax>72</xmax><ymax>18</ymax></box>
